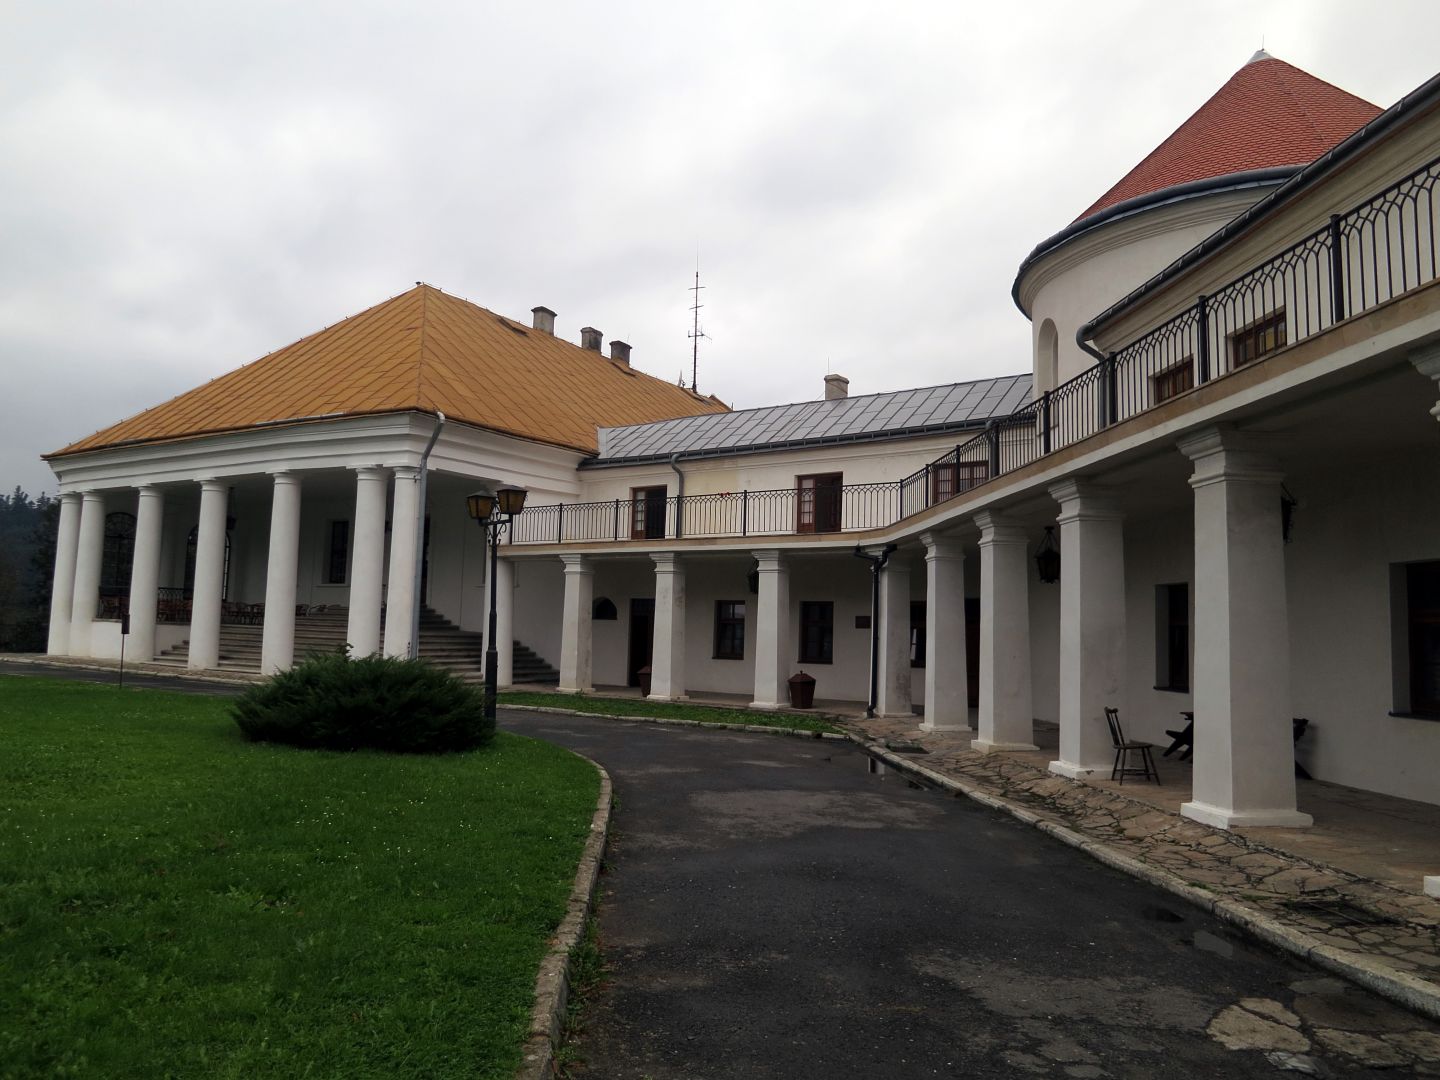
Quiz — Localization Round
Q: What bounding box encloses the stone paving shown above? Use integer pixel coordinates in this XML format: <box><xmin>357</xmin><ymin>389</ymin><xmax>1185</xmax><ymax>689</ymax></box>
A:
<box><xmin>845</xmin><ymin>715</ymin><xmax>1440</xmax><ymax>1026</ymax></box>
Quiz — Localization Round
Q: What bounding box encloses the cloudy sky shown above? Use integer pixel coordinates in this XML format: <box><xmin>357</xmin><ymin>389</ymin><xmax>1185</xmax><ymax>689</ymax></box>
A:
<box><xmin>3</xmin><ymin>0</ymin><xmax>1437</xmax><ymax>496</ymax></box>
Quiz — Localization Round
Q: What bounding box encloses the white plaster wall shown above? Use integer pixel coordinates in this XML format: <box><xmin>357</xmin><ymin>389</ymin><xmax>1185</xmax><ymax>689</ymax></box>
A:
<box><xmin>296</xmin><ymin>489</ymin><xmax>356</xmax><ymax>609</ymax></box>
<box><xmin>681</xmin><ymin>558</ymin><xmax>758</xmax><ymax>697</ymax></box>
<box><xmin>1021</xmin><ymin>189</ymin><xmax>1272</xmax><ymax>386</ymax></box>
<box><xmin>1121</xmin><ymin>508</ymin><xmax>1195</xmax><ymax>746</ymax></box>
<box><xmin>1285</xmin><ymin>455</ymin><xmax>1440</xmax><ymax>806</ymax></box>
<box><xmin>786</xmin><ymin>556</ymin><xmax>875</xmax><ymax>704</ymax></box>
<box><xmin>511</xmin><ymin>557</ymin><xmax>564</xmax><ymax>669</ymax></box>
<box><xmin>1029</xmin><ymin>557</ymin><xmax>1061</xmax><ymax>725</ymax></box>
<box><xmin>586</xmin><ymin>561</ymin><xmax>654</xmax><ymax>688</ymax></box>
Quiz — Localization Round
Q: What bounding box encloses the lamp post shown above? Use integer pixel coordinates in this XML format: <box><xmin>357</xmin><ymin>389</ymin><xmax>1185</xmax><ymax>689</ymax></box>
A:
<box><xmin>467</xmin><ymin>487</ymin><xmax>528</xmax><ymax>722</ymax></box>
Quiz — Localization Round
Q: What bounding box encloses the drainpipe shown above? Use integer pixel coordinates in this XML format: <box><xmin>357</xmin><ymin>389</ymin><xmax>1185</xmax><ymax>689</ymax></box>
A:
<box><xmin>853</xmin><ymin>542</ymin><xmax>897</xmax><ymax>719</ymax></box>
<box><xmin>408</xmin><ymin>411</ymin><xmax>445</xmax><ymax>659</ymax></box>
<box><xmin>668</xmin><ymin>452</ymin><xmax>685</xmax><ymax>539</ymax></box>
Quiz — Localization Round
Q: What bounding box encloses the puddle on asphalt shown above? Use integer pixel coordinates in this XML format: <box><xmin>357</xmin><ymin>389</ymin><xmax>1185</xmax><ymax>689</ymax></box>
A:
<box><xmin>1140</xmin><ymin>904</ymin><xmax>1186</xmax><ymax>924</ymax></box>
<box><xmin>865</xmin><ymin>756</ymin><xmax>931</xmax><ymax>791</ymax></box>
<box><xmin>1193</xmin><ymin>930</ymin><xmax>1235</xmax><ymax>960</ymax></box>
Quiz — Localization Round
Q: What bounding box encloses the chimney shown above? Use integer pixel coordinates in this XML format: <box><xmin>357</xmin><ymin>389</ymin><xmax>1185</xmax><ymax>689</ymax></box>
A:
<box><xmin>580</xmin><ymin>326</ymin><xmax>603</xmax><ymax>351</ymax></box>
<box><xmin>609</xmin><ymin>340</ymin><xmax>631</xmax><ymax>366</ymax></box>
<box><xmin>531</xmin><ymin>306</ymin><xmax>556</xmax><ymax>334</ymax></box>
<box><xmin>824</xmin><ymin>374</ymin><xmax>850</xmax><ymax>400</ymax></box>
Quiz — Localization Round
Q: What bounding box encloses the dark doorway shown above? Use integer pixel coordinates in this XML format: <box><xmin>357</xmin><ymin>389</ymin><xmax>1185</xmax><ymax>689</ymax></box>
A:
<box><xmin>631</xmin><ymin>487</ymin><xmax>667</xmax><ymax>540</ymax></box>
<box><xmin>628</xmin><ymin>597</ymin><xmax>655</xmax><ymax>687</ymax></box>
<box><xmin>966</xmin><ymin>597</ymin><xmax>980</xmax><ymax>708</ymax></box>
<box><xmin>796</xmin><ymin>473</ymin><xmax>843</xmax><ymax>533</ymax></box>
<box><xmin>420</xmin><ymin>516</ymin><xmax>431</xmax><ymax>604</ymax></box>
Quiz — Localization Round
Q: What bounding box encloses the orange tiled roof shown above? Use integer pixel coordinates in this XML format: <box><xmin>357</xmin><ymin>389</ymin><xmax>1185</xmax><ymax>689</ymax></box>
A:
<box><xmin>1075</xmin><ymin>53</ymin><xmax>1381</xmax><ymax>224</ymax></box>
<box><xmin>50</xmin><ymin>285</ymin><xmax>729</xmax><ymax>457</ymax></box>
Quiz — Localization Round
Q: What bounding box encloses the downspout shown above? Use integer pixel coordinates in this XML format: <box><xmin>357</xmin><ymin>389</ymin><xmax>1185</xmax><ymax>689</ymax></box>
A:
<box><xmin>668</xmin><ymin>452</ymin><xmax>685</xmax><ymax>540</ymax></box>
<box><xmin>408</xmin><ymin>411</ymin><xmax>445</xmax><ymax>659</ymax></box>
<box><xmin>852</xmin><ymin>543</ymin><xmax>897</xmax><ymax>719</ymax></box>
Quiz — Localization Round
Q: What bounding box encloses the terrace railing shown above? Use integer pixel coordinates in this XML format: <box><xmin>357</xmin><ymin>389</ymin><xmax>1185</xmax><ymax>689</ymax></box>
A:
<box><xmin>510</xmin><ymin>153</ymin><xmax>1440</xmax><ymax>544</ymax></box>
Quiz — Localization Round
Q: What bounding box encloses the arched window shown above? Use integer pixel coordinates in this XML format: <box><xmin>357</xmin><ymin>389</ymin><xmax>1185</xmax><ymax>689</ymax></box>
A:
<box><xmin>101</xmin><ymin>512</ymin><xmax>136</xmax><ymax>591</ymax></box>
<box><xmin>184</xmin><ymin>525</ymin><xmax>232</xmax><ymax>601</ymax></box>
<box><xmin>1036</xmin><ymin>319</ymin><xmax>1060</xmax><ymax>393</ymax></box>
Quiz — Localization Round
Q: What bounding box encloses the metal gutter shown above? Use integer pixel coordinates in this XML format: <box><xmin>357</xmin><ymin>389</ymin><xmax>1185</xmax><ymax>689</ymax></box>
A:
<box><xmin>1011</xmin><ymin>167</ymin><xmax>1298</xmax><ymax>316</ymax></box>
<box><xmin>407</xmin><ymin>411</ymin><xmax>445</xmax><ymax>659</ymax></box>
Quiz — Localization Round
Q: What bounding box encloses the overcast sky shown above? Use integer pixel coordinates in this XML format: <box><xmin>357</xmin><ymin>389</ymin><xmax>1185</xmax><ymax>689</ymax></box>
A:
<box><xmin>3</xmin><ymin>0</ymin><xmax>1437</xmax><ymax>497</ymax></box>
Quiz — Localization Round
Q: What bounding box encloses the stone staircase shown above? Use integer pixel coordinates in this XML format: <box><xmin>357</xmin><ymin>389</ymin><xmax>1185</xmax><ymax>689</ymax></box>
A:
<box><xmin>152</xmin><ymin>605</ymin><xmax>559</xmax><ymax>685</ymax></box>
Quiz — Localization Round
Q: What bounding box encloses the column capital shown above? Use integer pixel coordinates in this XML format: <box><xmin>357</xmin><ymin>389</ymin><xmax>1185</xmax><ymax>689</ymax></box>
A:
<box><xmin>268</xmin><ymin>469</ymin><xmax>301</xmax><ymax>484</ymax></box>
<box><xmin>751</xmin><ymin>548</ymin><xmax>786</xmax><ymax>572</ymax></box>
<box><xmin>198</xmin><ymin>478</ymin><xmax>228</xmax><ymax>494</ymax></box>
<box><xmin>1049</xmin><ymin>479</ymin><xmax>1122</xmax><ymax>522</ymax></box>
<box><xmin>920</xmin><ymin>531</ymin><xmax>965</xmax><ymax>560</ymax></box>
<box><xmin>136</xmin><ymin>484</ymin><xmax>163</xmax><ymax>499</ymax></box>
<box><xmin>1411</xmin><ymin>342</ymin><xmax>1440</xmax><ymax>380</ymax></box>
<box><xmin>392</xmin><ymin>465</ymin><xmax>421</xmax><ymax>481</ymax></box>
<box><xmin>1178</xmin><ymin>425</ymin><xmax>1285</xmax><ymax>489</ymax></box>
<box><xmin>651</xmin><ymin>552</ymin><xmax>684</xmax><ymax>573</ymax></box>
<box><xmin>559</xmin><ymin>554</ymin><xmax>593</xmax><ymax>574</ymax></box>
<box><xmin>57</xmin><ymin>490</ymin><xmax>82</xmax><ymax>505</ymax></box>
<box><xmin>352</xmin><ymin>465</ymin><xmax>388</xmax><ymax>481</ymax></box>
<box><xmin>974</xmin><ymin>510</ymin><xmax>1027</xmax><ymax>546</ymax></box>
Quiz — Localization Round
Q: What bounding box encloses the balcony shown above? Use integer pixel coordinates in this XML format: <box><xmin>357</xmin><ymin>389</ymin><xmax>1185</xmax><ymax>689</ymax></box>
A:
<box><xmin>510</xmin><ymin>153</ymin><xmax>1440</xmax><ymax>547</ymax></box>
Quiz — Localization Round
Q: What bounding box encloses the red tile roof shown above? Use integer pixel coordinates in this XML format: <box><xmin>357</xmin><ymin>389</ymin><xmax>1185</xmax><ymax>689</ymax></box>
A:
<box><xmin>50</xmin><ymin>285</ymin><xmax>729</xmax><ymax>457</ymax></box>
<box><xmin>1075</xmin><ymin>53</ymin><xmax>1381</xmax><ymax>224</ymax></box>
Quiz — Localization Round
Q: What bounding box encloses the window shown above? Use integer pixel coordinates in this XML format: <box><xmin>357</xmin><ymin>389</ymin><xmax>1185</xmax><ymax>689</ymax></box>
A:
<box><xmin>326</xmin><ymin>520</ymin><xmax>349</xmax><ymax>584</ymax></box>
<box><xmin>1155</xmin><ymin>583</ymin><xmax>1189</xmax><ymax>692</ymax></box>
<box><xmin>1151</xmin><ymin>358</ymin><xmax>1195</xmax><ymax>404</ymax></box>
<box><xmin>796</xmin><ymin>473</ymin><xmax>843</xmax><ymax>533</ymax></box>
<box><xmin>910</xmin><ymin>601</ymin><xmax>926</xmax><ymax>668</ymax></box>
<box><xmin>101</xmin><ymin>511</ymin><xmax>136</xmax><ymax>590</ymax></box>
<box><xmin>1397</xmin><ymin>561</ymin><xmax>1440</xmax><ymax>717</ymax></box>
<box><xmin>799</xmin><ymin>601</ymin><xmax>834</xmax><ymax>664</ymax></box>
<box><xmin>184</xmin><ymin>525</ymin><xmax>232</xmax><ymax>601</ymax></box>
<box><xmin>1229</xmin><ymin>310</ymin><xmax>1287</xmax><ymax>369</ymax></box>
<box><xmin>714</xmin><ymin>600</ymin><xmax>745</xmax><ymax>659</ymax></box>
<box><xmin>932</xmin><ymin>461</ymin><xmax>989</xmax><ymax>504</ymax></box>
<box><xmin>631</xmin><ymin>486</ymin><xmax>667</xmax><ymax>539</ymax></box>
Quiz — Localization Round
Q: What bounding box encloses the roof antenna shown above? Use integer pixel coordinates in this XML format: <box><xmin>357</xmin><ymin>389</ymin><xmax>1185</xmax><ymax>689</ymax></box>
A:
<box><xmin>688</xmin><ymin>260</ymin><xmax>709</xmax><ymax>395</ymax></box>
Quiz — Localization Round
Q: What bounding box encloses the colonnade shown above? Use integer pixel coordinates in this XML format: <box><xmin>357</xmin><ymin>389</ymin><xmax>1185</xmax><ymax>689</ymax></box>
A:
<box><xmin>47</xmin><ymin>465</ymin><xmax>436</xmax><ymax>674</ymax></box>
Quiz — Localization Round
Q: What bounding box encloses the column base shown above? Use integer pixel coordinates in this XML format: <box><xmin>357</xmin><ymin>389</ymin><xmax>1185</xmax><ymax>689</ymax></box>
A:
<box><xmin>919</xmin><ymin>719</ymin><xmax>969</xmax><ymax>733</ymax></box>
<box><xmin>1181</xmin><ymin>800</ymin><xmax>1313</xmax><ymax>829</ymax></box>
<box><xmin>749</xmin><ymin>700</ymin><xmax>787</xmax><ymax>712</ymax></box>
<box><xmin>1424</xmin><ymin>877</ymin><xmax>1440</xmax><ymax>899</ymax></box>
<box><xmin>647</xmin><ymin>693</ymin><xmax>690</xmax><ymax>702</ymax></box>
<box><xmin>972</xmin><ymin>739</ymin><xmax>1039</xmax><ymax>754</ymax></box>
<box><xmin>1048</xmin><ymin>760</ymin><xmax>1108</xmax><ymax>779</ymax></box>
<box><xmin>555</xmin><ymin>686</ymin><xmax>593</xmax><ymax>696</ymax></box>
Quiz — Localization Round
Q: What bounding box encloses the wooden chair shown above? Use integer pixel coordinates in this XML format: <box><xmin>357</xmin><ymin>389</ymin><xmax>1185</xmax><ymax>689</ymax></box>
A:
<box><xmin>1104</xmin><ymin>707</ymin><xmax>1159</xmax><ymax>785</ymax></box>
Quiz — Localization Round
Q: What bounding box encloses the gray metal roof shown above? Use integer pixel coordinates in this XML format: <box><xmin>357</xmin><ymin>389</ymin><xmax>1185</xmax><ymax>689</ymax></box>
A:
<box><xmin>589</xmin><ymin>374</ymin><xmax>1032</xmax><ymax>466</ymax></box>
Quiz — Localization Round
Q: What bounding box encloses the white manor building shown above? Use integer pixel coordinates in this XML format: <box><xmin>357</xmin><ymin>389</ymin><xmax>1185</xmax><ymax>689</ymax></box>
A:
<box><xmin>44</xmin><ymin>55</ymin><xmax>1440</xmax><ymax>829</ymax></box>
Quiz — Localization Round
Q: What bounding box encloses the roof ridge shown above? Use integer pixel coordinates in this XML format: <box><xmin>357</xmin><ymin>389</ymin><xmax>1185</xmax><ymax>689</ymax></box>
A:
<box><xmin>414</xmin><ymin>283</ymin><xmax>430</xmax><ymax>410</ymax></box>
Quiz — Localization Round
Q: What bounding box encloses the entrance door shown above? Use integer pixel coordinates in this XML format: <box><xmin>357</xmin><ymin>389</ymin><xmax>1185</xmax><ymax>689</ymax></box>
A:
<box><xmin>628</xmin><ymin>598</ymin><xmax>655</xmax><ymax>687</ymax></box>
<box><xmin>966</xmin><ymin>597</ymin><xmax>980</xmax><ymax>708</ymax></box>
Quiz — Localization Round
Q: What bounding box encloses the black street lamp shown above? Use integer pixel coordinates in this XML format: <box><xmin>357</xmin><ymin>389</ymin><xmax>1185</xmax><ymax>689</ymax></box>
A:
<box><xmin>467</xmin><ymin>487</ymin><xmax>528</xmax><ymax>721</ymax></box>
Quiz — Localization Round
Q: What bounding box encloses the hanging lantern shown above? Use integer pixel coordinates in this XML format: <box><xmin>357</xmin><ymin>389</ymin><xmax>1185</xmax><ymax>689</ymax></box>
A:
<box><xmin>1035</xmin><ymin>526</ymin><xmax>1061</xmax><ymax>584</ymax></box>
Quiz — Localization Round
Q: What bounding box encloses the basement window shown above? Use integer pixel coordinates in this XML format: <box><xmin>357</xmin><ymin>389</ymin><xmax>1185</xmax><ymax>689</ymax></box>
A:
<box><xmin>799</xmin><ymin>601</ymin><xmax>834</xmax><ymax>664</ymax></box>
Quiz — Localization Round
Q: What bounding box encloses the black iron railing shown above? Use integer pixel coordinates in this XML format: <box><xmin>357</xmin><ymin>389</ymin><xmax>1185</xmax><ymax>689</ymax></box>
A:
<box><xmin>510</xmin><ymin>154</ymin><xmax>1440</xmax><ymax>543</ymax></box>
<box><xmin>510</xmin><ymin>483</ymin><xmax>904</xmax><ymax>544</ymax></box>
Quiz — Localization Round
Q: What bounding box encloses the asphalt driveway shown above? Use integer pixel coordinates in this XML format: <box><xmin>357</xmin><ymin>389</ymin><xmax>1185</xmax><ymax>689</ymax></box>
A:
<box><xmin>502</xmin><ymin>711</ymin><xmax>1440</xmax><ymax>1079</ymax></box>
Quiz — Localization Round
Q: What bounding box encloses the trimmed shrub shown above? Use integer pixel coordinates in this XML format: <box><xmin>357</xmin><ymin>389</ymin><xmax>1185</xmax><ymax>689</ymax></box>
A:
<box><xmin>232</xmin><ymin>650</ymin><xmax>493</xmax><ymax>753</ymax></box>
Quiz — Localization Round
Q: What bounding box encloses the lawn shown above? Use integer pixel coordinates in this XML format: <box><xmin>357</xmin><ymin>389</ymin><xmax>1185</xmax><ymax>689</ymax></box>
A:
<box><xmin>498</xmin><ymin>690</ymin><xmax>843</xmax><ymax>734</ymax></box>
<box><xmin>0</xmin><ymin>676</ymin><xmax>601</xmax><ymax>1079</ymax></box>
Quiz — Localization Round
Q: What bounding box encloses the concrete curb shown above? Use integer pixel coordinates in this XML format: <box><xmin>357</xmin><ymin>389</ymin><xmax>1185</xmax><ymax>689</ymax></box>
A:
<box><xmin>515</xmin><ymin>757</ymin><xmax>613</xmax><ymax>1080</ymax></box>
<box><xmin>500</xmin><ymin>702</ymin><xmax>851</xmax><ymax>741</ymax></box>
<box><xmin>0</xmin><ymin>656</ymin><xmax>258</xmax><ymax>687</ymax></box>
<box><xmin>851</xmin><ymin>736</ymin><xmax>1440</xmax><ymax>1024</ymax></box>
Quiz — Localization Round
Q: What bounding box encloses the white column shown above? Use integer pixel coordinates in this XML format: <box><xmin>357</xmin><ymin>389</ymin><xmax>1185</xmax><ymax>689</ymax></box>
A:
<box><xmin>47</xmin><ymin>492</ymin><xmax>82</xmax><ymax>655</ymax></box>
<box><xmin>876</xmin><ymin>557</ymin><xmax>913</xmax><ymax>717</ymax></box>
<box><xmin>346</xmin><ymin>466</ymin><xmax>388</xmax><ymax>657</ymax></box>
<box><xmin>974</xmin><ymin>511</ymin><xmax>1036</xmax><ymax>753</ymax></box>
<box><xmin>1412</xmin><ymin>344</ymin><xmax>1440</xmax><ymax>420</ymax></box>
<box><xmin>495</xmin><ymin>556</ymin><xmax>514</xmax><ymax>688</ymax></box>
<box><xmin>558</xmin><ymin>555</ymin><xmax>594</xmax><ymax>693</ymax></box>
<box><xmin>68</xmin><ymin>491</ymin><xmax>107</xmax><ymax>657</ymax></box>
<box><xmin>261</xmin><ymin>472</ymin><xmax>303</xmax><ymax>675</ymax></box>
<box><xmin>920</xmin><ymin>532</ymin><xmax>968</xmax><ymax>732</ymax></box>
<box><xmin>1179</xmin><ymin>427</ymin><xmax>1310</xmax><ymax>828</ymax></box>
<box><xmin>750</xmin><ymin>550</ymin><xmax>791</xmax><ymax>710</ymax></box>
<box><xmin>189</xmin><ymin>480</ymin><xmax>229</xmax><ymax>670</ymax></box>
<box><xmin>649</xmin><ymin>553</ymin><xmax>688</xmax><ymax>700</ymax></box>
<box><xmin>1048</xmin><ymin>480</ymin><xmax>1126</xmax><ymax>779</ymax></box>
<box><xmin>383</xmin><ymin>465</ymin><xmax>421</xmax><ymax>658</ymax></box>
<box><xmin>128</xmin><ymin>486</ymin><xmax>165</xmax><ymax>661</ymax></box>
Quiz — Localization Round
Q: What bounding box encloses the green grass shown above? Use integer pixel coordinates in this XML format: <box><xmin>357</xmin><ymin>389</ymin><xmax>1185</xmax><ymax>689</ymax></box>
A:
<box><xmin>497</xmin><ymin>690</ymin><xmax>842</xmax><ymax>734</ymax></box>
<box><xmin>0</xmin><ymin>676</ymin><xmax>601</xmax><ymax>1079</ymax></box>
